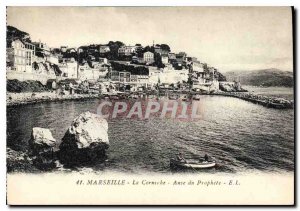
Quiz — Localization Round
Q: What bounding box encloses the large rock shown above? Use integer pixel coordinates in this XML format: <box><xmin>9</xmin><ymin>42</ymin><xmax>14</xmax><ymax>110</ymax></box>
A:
<box><xmin>59</xmin><ymin>112</ymin><xmax>109</xmax><ymax>165</ymax></box>
<box><xmin>29</xmin><ymin>127</ymin><xmax>56</xmax><ymax>154</ymax></box>
<box><xmin>219</xmin><ymin>82</ymin><xmax>247</xmax><ymax>92</ymax></box>
<box><xmin>29</xmin><ymin>127</ymin><xmax>57</xmax><ymax>170</ymax></box>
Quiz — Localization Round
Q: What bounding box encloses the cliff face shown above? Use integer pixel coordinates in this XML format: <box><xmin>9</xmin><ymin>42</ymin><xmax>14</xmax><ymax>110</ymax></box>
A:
<box><xmin>224</xmin><ymin>68</ymin><xmax>293</xmax><ymax>87</ymax></box>
<box><xmin>214</xmin><ymin>71</ymin><xmax>227</xmax><ymax>82</ymax></box>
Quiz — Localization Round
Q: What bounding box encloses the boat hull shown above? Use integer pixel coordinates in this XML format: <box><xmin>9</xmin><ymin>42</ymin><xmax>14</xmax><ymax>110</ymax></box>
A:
<box><xmin>170</xmin><ymin>159</ymin><xmax>216</xmax><ymax>169</ymax></box>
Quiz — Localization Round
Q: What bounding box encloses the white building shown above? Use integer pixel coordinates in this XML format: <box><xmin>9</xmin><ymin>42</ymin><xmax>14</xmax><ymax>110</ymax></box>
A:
<box><xmin>149</xmin><ymin>68</ymin><xmax>188</xmax><ymax>85</ymax></box>
<box><xmin>59</xmin><ymin>60</ymin><xmax>78</xmax><ymax>78</ymax></box>
<box><xmin>161</xmin><ymin>55</ymin><xmax>169</xmax><ymax>64</ymax></box>
<box><xmin>6</xmin><ymin>39</ymin><xmax>35</xmax><ymax>72</ymax></box>
<box><xmin>118</xmin><ymin>46</ymin><xmax>136</xmax><ymax>56</ymax></box>
<box><xmin>191</xmin><ymin>62</ymin><xmax>204</xmax><ymax>72</ymax></box>
<box><xmin>79</xmin><ymin>62</ymin><xmax>108</xmax><ymax>80</ymax></box>
<box><xmin>143</xmin><ymin>51</ymin><xmax>154</xmax><ymax>63</ymax></box>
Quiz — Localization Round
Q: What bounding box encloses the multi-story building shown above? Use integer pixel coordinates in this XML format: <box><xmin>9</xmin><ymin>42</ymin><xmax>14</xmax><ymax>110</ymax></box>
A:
<box><xmin>110</xmin><ymin>71</ymin><xmax>131</xmax><ymax>82</ymax></box>
<box><xmin>33</xmin><ymin>41</ymin><xmax>51</xmax><ymax>56</ymax></box>
<box><xmin>6</xmin><ymin>39</ymin><xmax>35</xmax><ymax>72</ymax></box>
<box><xmin>118</xmin><ymin>46</ymin><xmax>136</xmax><ymax>56</ymax></box>
<box><xmin>143</xmin><ymin>51</ymin><xmax>154</xmax><ymax>64</ymax></box>
<box><xmin>59</xmin><ymin>60</ymin><xmax>78</xmax><ymax>78</ymax></box>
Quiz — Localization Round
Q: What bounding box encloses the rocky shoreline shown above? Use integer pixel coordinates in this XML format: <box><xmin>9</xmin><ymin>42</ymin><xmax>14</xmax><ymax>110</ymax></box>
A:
<box><xmin>7</xmin><ymin>92</ymin><xmax>100</xmax><ymax>107</ymax></box>
<box><xmin>7</xmin><ymin>112</ymin><xmax>109</xmax><ymax>173</ymax></box>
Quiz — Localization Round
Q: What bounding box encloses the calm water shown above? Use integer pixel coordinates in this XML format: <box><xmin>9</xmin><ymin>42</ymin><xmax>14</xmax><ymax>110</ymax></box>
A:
<box><xmin>243</xmin><ymin>86</ymin><xmax>294</xmax><ymax>100</ymax></box>
<box><xmin>7</xmin><ymin>95</ymin><xmax>294</xmax><ymax>174</ymax></box>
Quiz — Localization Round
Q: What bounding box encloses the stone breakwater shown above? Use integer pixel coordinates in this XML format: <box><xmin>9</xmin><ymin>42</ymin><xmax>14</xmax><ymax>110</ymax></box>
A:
<box><xmin>7</xmin><ymin>90</ymin><xmax>293</xmax><ymax>109</ymax></box>
<box><xmin>214</xmin><ymin>92</ymin><xmax>294</xmax><ymax>109</ymax></box>
<box><xmin>7</xmin><ymin>92</ymin><xmax>99</xmax><ymax>107</ymax></box>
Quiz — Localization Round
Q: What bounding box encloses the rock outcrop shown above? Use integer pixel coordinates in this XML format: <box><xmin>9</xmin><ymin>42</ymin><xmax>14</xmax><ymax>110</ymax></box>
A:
<box><xmin>219</xmin><ymin>82</ymin><xmax>247</xmax><ymax>92</ymax></box>
<box><xmin>29</xmin><ymin>127</ymin><xmax>57</xmax><ymax>170</ymax></box>
<box><xmin>59</xmin><ymin>112</ymin><xmax>109</xmax><ymax>165</ymax></box>
<box><xmin>7</xmin><ymin>148</ymin><xmax>36</xmax><ymax>173</ymax></box>
<box><xmin>29</xmin><ymin>127</ymin><xmax>56</xmax><ymax>154</ymax></box>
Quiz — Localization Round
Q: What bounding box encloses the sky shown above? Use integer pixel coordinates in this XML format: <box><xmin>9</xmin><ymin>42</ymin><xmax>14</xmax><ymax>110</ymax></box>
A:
<box><xmin>7</xmin><ymin>7</ymin><xmax>293</xmax><ymax>72</ymax></box>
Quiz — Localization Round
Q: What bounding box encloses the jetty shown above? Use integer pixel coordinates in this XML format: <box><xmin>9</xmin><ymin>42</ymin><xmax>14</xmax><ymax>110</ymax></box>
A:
<box><xmin>213</xmin><ymin>92</ymin><xmax>294</xmax><ymax>109</ymax></box>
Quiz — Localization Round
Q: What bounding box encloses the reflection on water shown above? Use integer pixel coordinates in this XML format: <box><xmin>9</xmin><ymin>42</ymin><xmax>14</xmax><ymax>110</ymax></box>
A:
<box><xmin>7</xmin><ymin>95</ymin><xmax>294</xmax><ymax>173</ymax></box>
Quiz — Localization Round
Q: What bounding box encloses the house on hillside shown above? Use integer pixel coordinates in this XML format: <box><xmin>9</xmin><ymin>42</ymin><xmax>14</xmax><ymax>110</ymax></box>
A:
<box><xmin>118</xmin><ymin>46</ymin><xmax>136</xmax><ymax>57</ymax></box>
<box><xmin>6</xmin><ymin>39</ymin><xmax>35</xmax><ymax>72</ymax></box>
<box><xmin>33</xmin><ymin>41</ymin><xmax>51</xmax><ymax>57</ymax></box>
<box><xmin>58</xmin><ymin>59</ymin><xmax>78</xmax><ymax>78</ymax></box>
<box><xmin>143</xmin><ymin>51</ymin><xmax>154</xmax><ymax>64</ymax></box>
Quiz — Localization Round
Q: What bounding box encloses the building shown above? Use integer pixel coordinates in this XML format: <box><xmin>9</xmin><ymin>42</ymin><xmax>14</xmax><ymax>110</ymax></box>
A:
<box><xmin>99</xmin><ymin>45</ymin><xmax>110</xmax><ymax>54</ymax></box>
<box><xmin>143</xmin><ymin>51</ymin><xmax>154</xmax><ymax>63</ymax></box>
<box><xmin>149</xmin><ymin>68</ymin><xmax>188</xmax><ymax>85</ymax></box>
<box><xmin>110</xmin><ymin>71</ymin><xmax>131</xmax><ymax>82</ymax></box>
<box><xmin>118</xmin><ymin>46</ymin><xmax>136</xmax><ymax>56</ymax></box>
<box><xmin>6</xmin><ymin>39</ymin><xmax>35</xmax><ymax>72</ymax></box>
<box><xmin>99</xmin><ymin>57</ymin><xmax>108</xmax><ymax>64</ymax></box>
<box><xmin>61</xmin><ymin>46</ymin><xmax>68</xmax><ymax>53</ymax></box>
<box><xmin>59</xmin><ymin>60</ymin><xmax>78</xmax><ymax>78</ymax></box>
<box><xmin>33</xmin><ymin>41</ymin><xmax>51</xmax><ymax>56</ymax></box>
<box><xmin>176</xmin><ymin>52</ymin><xmax>187</xmax><ymax>63</ymax></box>
<box><xmin>168</xmin><ymin>53</ymin><xmax>176</xmax><ymax>60</ymax></box>
<box><xmin>190</xmin><ymin>62</ymin><xmax>204</xmax><ymax>72</ymax></box>
<box><xmin>161</xmin><ymin>54</ymin><xmax>169</xmax><ymax>64</ymax></box>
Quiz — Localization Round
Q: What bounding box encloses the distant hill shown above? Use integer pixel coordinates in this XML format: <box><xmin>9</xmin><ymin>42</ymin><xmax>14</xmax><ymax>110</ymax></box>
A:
<box><xmin>224</xmin><ymin>68</ymin><xmax>294</xmax><ymax>87</ymax></box>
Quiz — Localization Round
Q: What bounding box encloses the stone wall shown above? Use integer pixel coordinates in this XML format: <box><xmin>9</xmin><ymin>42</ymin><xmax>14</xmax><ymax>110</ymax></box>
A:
<box><xmin>6</xmin><ymin>71</ymin><xmax>56</xmax><ymax>85</ymax></box>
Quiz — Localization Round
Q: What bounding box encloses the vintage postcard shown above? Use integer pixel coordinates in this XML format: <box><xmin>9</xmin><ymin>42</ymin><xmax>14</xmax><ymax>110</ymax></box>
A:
<box><xmin>6</xmin><ymin>6</ymin><xmax>294</xmax><ymax>205</ymax></box>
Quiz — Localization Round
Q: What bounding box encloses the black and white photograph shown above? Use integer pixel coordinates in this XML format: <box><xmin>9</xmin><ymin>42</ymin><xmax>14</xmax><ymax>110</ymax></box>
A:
<box><xmin>5</xmin><ymin>6</ymin><xmax>295</xmax><ymax>205</ymax></box>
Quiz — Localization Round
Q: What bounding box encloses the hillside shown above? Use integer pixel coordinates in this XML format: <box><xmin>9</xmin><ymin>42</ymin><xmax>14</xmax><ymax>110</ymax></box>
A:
<box><xmin>224</xmin><ymin>68</ymin><xmax>294</xmax><ymax>87</ymax></box>
<box><xmin>7</xmin><ymin>25</ymin><xmax>31</xmax><ymax>47</ymax></box>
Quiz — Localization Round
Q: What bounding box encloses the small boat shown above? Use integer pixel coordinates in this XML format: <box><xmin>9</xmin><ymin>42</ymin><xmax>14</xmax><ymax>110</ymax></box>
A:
<box><xmin>170</xmin><ymin>158</ymin><xmax>216</xmax><ymax>169</ymax></box>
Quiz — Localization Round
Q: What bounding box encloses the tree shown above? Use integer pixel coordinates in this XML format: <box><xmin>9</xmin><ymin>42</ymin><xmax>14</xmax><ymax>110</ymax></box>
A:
<box><xmin>143</xmin><ymin>45</ymin><xmax>155</xmax><ymax>53</ymax></box>
<box><xmin>154</xmin><ymin>53</ymin><xmax>165</xmax><ymax>68</ymax></box>
<box><xmin>160</xmin><ymin>44</ymin><xmax>171</xmax><ymax>52</ymax></box>
<box><xmin>107</xmin><ymin>41</ymin><xmax>124</xmax><ymax>60</ymax></box>
<box><xmin>7</xmin><ymin>25</ymin><xmax>31</xmax><ymax>47</ymax></box>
